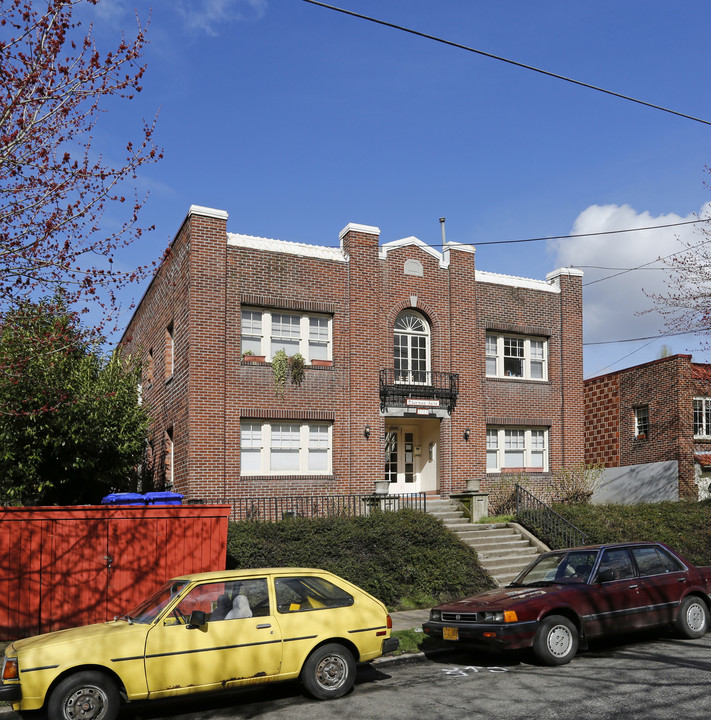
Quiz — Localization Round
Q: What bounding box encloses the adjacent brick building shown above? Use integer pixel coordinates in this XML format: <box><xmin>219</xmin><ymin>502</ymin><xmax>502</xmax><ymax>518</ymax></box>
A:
<box><xmin>584</xmin><ymin>354</ymin><xmax>711</xmax><ymax>500</ymax></box>
<box><xmin>120</xmin><ymin>206</ymin><xmax>584</xmax><ymax>504</ymax></box>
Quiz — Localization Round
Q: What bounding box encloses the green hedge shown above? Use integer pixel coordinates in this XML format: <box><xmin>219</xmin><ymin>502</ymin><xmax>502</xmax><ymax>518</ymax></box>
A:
<box><xmin>226</xmin><ymin>509</ymin><xmax>495</xmax><ymax>608</ymax></box>
<box><xmin>550</xmin><ymin>500</ymin><xmax>711</xmax><ymax>566</ymax></box>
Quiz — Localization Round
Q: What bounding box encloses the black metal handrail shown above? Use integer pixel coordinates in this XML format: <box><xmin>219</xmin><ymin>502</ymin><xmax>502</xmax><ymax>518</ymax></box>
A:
<box><xmin>232</xmin><ymin>492</ymin><xmax>427</xmax><ymax>522</ymax></box>
<box><xmin>515</xmin><ymin>484</ymin><xmax>589</xmax><ymax>549</ymax></box>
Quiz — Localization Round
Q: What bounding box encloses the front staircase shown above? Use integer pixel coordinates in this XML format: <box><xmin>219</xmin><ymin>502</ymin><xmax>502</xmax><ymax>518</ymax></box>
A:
<box><xmin>426</xmin><ymin>496</ymin><xmax>547</xmax><ymax>586</ymax></box>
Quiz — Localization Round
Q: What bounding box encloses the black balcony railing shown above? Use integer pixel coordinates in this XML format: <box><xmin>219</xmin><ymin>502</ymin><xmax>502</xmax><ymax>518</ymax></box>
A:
<box><xmin>379</xmin><ymin>368</ymin><xmax>459</xmax><ymax>413</ymax></box>
<box><xmin>231</xmin><ymin>492</ymin><xmax>427</xmax><ymax>522</ymax></box>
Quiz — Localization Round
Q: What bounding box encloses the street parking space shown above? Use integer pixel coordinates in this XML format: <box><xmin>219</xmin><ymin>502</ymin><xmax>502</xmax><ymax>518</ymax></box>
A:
<box><xmin>3</xmin><ymin>631</ymin><xmax>711</xmax><ymax>720</ymax></box>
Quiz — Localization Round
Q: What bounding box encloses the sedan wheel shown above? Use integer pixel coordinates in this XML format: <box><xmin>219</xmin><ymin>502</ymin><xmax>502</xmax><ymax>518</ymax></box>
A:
<box><xmin>48</xmin><ymin>671</ymin><xmax>120</xmax><ymax>720</ymax></box>
<box><xmin>675</xmin><ymin>596</ymin><xmax>709</xmax><ymax>639</ymax></box>
<box><xmin>533</xmin><ymin>615</ymin><xmax>579</xmax><ymax>666</ymax></box>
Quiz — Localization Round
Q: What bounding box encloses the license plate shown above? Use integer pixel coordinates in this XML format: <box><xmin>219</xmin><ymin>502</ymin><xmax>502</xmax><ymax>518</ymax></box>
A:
<box><xmin>443</xmin><ymin>626</ymin><xmax>459</xmax><ymax>641</ymax></box>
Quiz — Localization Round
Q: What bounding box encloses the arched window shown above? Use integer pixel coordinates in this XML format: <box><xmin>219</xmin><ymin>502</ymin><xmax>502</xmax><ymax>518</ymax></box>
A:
<box><xmin>394</xmin><ymin>310</ymin><xmax>430</xmax><ymax>384</ymax></box>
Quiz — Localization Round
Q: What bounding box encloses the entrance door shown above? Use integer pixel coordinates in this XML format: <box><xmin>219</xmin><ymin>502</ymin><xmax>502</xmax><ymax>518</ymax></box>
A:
<box><xmin>384</xmin><ymin>425</ymin><xmax>419</xmax><ymax>493</ymax></box>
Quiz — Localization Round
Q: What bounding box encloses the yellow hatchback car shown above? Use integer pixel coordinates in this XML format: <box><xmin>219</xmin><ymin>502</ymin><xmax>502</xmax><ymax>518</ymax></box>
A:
<box><xmin>0</xmin><ymin>568</ymin><xmax>398</xmax><ymax>720</ymax></box>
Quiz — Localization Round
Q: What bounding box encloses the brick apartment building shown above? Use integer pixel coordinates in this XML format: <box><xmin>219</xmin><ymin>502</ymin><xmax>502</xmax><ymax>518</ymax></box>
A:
<box><xmin>120</xmin><ymin>205</ymin><xmax>584</xmax><ymax>504</ymax></box>
<box><xmin>584</xmin><ymin>354</ymin><xmax>711</xmax><ymax>500</ymax></box>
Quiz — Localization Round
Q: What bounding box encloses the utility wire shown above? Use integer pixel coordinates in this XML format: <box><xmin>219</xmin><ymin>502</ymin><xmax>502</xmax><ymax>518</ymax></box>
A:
<box><xmin>468</xmin><ymin>218</ymin><xmax>710</xmax><ymax>247</ymax></box>
<box><xmin>302</xmin><ymin>0</ymin><xmax>711</xmax><ymax>127</ymax></box>
<box><xmin>584</xmin><ymin>329</ymin><xmax>705</xmax><ymax>346</ymax></box>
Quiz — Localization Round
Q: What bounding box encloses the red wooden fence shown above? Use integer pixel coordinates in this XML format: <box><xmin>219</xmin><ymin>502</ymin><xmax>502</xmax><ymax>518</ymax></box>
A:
<box><xmin>0</xmin><ymin>504</ymin><xmax>231</xmax><ymax>640</ymax></box>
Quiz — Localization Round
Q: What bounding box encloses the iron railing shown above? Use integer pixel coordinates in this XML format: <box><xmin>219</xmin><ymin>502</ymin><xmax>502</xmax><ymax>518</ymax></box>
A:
<box><xmin>232</xmin><ymin>492</ymin><xmax>427</xmax><ymax>522</ymax></box>
<box><xmin>379</xmin><ymin>369</ymin><xmax>459</xmax><ymax>413</ymax></box>
<box><xmin>515</xmin><ymin>484</ymin><xmax>589</xmax><ymax>549</ymax></box>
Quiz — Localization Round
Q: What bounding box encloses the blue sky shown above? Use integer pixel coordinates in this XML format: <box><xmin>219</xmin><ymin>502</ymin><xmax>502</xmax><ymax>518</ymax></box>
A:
<box><xmin>85</xmin><ymin>0</ymin><xmax>711</xmax><ymax>378</ymax></box>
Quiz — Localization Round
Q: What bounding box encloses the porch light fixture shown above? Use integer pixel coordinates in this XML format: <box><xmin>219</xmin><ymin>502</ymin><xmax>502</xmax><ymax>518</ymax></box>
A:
<box><xmin>463</xmin><ymin>427</ymin><xmax>471</xmax><ymax>442</ymax></box>
<box><xmin>364</xmin><ymin>425</ymin><xmax>371</xmax><ymax>439</ymax></box>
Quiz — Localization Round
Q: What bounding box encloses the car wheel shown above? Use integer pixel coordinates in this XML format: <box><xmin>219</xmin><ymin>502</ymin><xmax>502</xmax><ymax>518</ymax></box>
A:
<box><xmin>301</xmin><ymin>643</ymin><xmax>356</xmax><ymax>700</ymax></box>
<box><xmin>675</xmin><ymin>596</ymin><xmax>709</xmax><ymax>639</ymax></box>
<box><xmin>533</xmin><ymin>615</ymin><xmax>578</xmax><ymax>666</ymax></box>
<box><xmin>48</xmin><ymin>671</ymin><xmax>120</xmax><ymax>720</ymax></box>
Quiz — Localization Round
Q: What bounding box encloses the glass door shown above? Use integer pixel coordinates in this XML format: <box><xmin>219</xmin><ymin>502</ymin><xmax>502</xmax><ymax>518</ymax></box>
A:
<box><xmin>384</xmin><ymin>425</ymin><xmax>419</xmax><ymax>492</ymax></box>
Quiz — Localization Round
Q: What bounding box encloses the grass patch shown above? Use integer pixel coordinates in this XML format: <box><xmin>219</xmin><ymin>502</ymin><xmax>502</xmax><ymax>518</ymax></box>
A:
<box><xmin>390</xmin><ymin>629</ymin><xmax>448</xmax><ymax>655</ymax></box>
<box><xmin>227</xmin><ymin>508</ymin><xmax>495</xmax><ymax>609</ymax></box>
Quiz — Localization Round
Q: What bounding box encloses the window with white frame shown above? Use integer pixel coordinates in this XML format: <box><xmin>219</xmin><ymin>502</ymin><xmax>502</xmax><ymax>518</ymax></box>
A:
<box><xmin>241</xmin><ymin>308</ymin><xmax>332</xmax><ymax>363</ymax></box>
<box><xmin>485</xmin><ymin>333</ymin><xmax>547</xmax><ymax>380</ymax></box>
<box><xmin>694</xmin><ymin>398</ymin><xmax>711</xmax><ymax>438</ymax></box>
<box><xmin>486</xmin><ymin>426</ymin><xmax>548</xmax><ymax>473</ymax></box>
<box><xmin>634</xmin><ymin>406</ymin><xmax>649</xmax><ymax>439</ymax></box>
<box><xmin>240</xmin><ymin>420</ymin><xmax>333</xmax><ymax>475</ymax></box>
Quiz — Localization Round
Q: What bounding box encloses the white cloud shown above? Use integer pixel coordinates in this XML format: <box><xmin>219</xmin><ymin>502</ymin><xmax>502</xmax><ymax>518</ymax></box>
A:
<box><xmin>175</xmin><ymin>0</ymin><xmax>268</xmax><ymax>36</ymax></box>
<box><xmin>549</xmin><ymin>202</ymin><xmax>711</xmax><ymax>376</ymax></box>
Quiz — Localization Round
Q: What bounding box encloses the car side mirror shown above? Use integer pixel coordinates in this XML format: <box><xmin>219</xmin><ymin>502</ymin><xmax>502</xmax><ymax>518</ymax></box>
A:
<box><xmin>596</xmin><ymin>569</ymin><xmax>616</xmax><ymax>583</ymax></box>
<box><xmin>187</xmin><ymin>610</ymin><xmax>207</xmax><ymax>628</ymax></box>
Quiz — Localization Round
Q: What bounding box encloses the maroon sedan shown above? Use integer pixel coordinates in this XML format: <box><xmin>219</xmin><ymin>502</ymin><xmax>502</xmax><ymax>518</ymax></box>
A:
<box><xmin>423</xmin><ymin>542</ymin><xmax>711</xmax><ymax>665</ymax></box>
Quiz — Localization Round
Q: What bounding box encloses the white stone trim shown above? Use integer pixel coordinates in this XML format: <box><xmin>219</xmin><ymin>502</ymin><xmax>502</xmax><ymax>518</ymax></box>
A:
<box><xmin>187</xmin><ymin>205</ymin><xmax>229</xmax><ymax>221</ymax></box>
<box><xmin>227</xmin><ymin>233</ymin><xmax>346</xmax><ymax>263</ymax></box>
<box><xmin>475</xmin><ymin>270</ymin><xmax>560</xmax><ymax>293</ymax></box>
<box><xmin>379</xmin><ymin>236</ymin><xmax>448</xmax><ymax>268</ymax></box>
<box><xmin>338</xmin><ymin>223</ymin><xmax>380</xmax><ymax>240</ymax></box>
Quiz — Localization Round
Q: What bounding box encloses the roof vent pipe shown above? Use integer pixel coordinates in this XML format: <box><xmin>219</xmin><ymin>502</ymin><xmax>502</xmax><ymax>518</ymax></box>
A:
<box><xmin>439</xmin><ymin>217</ymin><xmax>446</xmax><ymax>246</ymax></box>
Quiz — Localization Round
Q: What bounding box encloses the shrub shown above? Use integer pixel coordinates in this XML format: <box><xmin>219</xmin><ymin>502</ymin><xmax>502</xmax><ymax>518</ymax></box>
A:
<box><xmin>226</xmin><ymin>509</ymin><xmax>495</xmax><ymax>608</ymax></box>
<box><xmin>549</xmin><ymin>463</ymin><xmax>603</xmax><ymax>504</ymax></box>
<box><xmin>487</xmin><ymin>472</ymin><xmax>530</xmax><ymax>515</ymax></box>
<box><xmin>553</xmin><ymin>500</ymin><xmax>711</xmax><ymax>566</ymax></box>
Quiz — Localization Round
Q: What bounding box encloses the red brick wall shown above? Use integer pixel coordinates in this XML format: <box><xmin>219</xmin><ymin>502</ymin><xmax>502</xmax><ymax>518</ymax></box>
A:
<box><xmin>584</xmin><ymin>354</ymin><xmax>704</xmax><ymax>499</ymax></box>
<box><xmin>122</xmin><ymin>210</ymin><xmax>584</xmax><ymax>502</ymax></box>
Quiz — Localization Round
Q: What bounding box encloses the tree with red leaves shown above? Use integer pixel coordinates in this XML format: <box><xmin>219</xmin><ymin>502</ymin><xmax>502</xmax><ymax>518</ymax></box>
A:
<box><xmin>0</xmin><ymin>0</ymin><xmax>161</xmax><ymax>329</ymax></box>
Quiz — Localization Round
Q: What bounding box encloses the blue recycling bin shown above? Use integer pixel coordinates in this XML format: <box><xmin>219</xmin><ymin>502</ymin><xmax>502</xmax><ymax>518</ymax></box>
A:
<box><xmin>101</xmin><ymin>492</ymin><xmax>146</xmax><ymax>506</ymax></box>
<box><xmin>143</xmin><ymin>491</ymin><xmax>183</xmax><ymax>506</ymax></box>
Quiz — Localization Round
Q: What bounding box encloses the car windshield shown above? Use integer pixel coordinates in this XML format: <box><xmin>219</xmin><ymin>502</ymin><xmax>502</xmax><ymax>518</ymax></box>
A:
<box><xmin>124</xmin><ymin>580</ymin><xmax>189</xmax><ymax>624</ymax></box>
<box><xmin>513</xmin><ymin>550</ymin><xmax>598</xmax><ymax>586</ymax></box>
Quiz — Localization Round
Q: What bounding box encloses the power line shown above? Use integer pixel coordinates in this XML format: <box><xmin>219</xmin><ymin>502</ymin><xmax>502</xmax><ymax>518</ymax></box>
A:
<box><xmin>584</xmin><ymin>329</ymin><xmax>705</xmax><ymax>346</ymax></box>
<box><xmin>302</xmin><ymin>0</ymin><xmax>711</xmax><ymax>127</ymax></box>
<box><xmin>471</xmin><ymin>218</ymin><xmax>709</xmax><ymax>247</ymax></box>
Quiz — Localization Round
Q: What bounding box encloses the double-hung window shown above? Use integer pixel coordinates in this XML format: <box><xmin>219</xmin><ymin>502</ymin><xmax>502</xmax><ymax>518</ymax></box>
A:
<box><xmin>634</xmin><ymin>406</ymin><xmax>649</xmax><ymax>439</ymax></box>
<box><xmin>240</xmin><ymin>420</ymin><xmax>333</xmax><ymax>476</ymax></box>
<box><xmin>485</xmin><ymin>333</ymin><xmax>547</xmax><ymax>380</ymax></box>
<box><xmin>241</xmin><ymin>308</ymin><xmax>332</xmax><ymax>363</ymax></box>
<box><xmin>486</xmin><ymin>426</ymin><xmax>548</xmax><ymax>473</ymax></box>
<box><xmin>693</xmin><ymin>398</ymin><xmax>711</xmax><ymax>438</ymax></box>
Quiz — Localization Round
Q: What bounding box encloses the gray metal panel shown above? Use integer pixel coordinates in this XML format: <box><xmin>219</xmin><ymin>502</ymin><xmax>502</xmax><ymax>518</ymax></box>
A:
<box><xmin>592</xmin><ymin>461</ymin><xmax>679</xmax><ymax>504</ymax></box>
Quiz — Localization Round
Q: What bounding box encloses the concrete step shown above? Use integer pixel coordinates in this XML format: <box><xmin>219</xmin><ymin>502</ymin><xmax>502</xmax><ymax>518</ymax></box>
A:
<box><xmin>425</xmin><ymin>499</ymin><xmax>546</xmax><ymax>586</ymax></box>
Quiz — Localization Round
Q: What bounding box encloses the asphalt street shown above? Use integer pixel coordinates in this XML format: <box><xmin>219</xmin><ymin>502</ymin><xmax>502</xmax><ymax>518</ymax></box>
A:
<box><xmin>5</xmin><ymin>629</ymin><xmax>706</xmax><ymax>720</ymax></box>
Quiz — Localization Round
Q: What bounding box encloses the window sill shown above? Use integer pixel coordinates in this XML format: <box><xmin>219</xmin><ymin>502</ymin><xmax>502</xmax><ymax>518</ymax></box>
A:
<box><xmin>240</xmin><ymin>474</ymin><xmax>336</xmax><ymax>482</ymax></box>
<box><xmin>485</xmin><ymin>376</ymin><xmax>550</xmax><ymax>384</ymax></box>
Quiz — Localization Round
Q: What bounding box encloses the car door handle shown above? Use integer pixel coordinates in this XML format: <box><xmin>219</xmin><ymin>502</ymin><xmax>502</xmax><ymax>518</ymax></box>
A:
<box><xmin>257</xmin><ymin>623</ymin><xmax>272</xmax><ymax>629</ymax></box>
<box><xmin>678</xmin><ymin>577</ymin><xmax>687</xmax><ymax>583</ymax></box>
<box><xmin>628</xmin><ymin>584</ymin><xmax>638</xmax><ymax>589</ymax></box>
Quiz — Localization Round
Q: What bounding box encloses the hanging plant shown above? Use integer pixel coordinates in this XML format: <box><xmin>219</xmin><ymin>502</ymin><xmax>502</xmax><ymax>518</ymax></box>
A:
<box><xmin>289</xmin><ymin>353</ymin><xmax>305</xmax><ymax>386</ymax></box>
<box><xmin>272</xmin><ymin>350</ymin><xmax>288</xmax><ymax>398</ymax></box>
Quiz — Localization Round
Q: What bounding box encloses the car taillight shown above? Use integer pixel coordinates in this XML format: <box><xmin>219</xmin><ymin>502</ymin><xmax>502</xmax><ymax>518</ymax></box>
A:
<box><xmin>386</xmin><ymin>614</ymin><xmax>393</xmax><ymax>629</ymax></box>
<box><xmin>2</xmin><ymin>657</ymin><xmax>18</xmax><ymax>681</ymax></box>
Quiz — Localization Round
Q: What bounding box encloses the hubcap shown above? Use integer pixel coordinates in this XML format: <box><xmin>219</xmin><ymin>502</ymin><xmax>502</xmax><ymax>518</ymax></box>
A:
<box><xmin>64</xmin><ymin>686</ymin><xmax>107</xmax><ymax>720</ymax></box>
<box><xmin>687</xmin><ymin>603</ymin><xmax>706</xmax><ymax>632</ymax></box>
<box><xmin>547</xmin><ymin>624</ymin><xmax>573</xmax><ymax>658</ymax></box>
<box><xmin>315</xmin><ymin>654</ymin><xmax>347</xmax><ymax>690</ymax></box>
